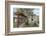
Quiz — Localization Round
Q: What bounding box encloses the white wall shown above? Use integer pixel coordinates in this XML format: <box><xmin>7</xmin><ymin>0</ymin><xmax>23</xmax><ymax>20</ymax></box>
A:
<box><xmin>0</xmin><ymin>0</ymin><xmax>46</xmax><ymax>36</ymax></box>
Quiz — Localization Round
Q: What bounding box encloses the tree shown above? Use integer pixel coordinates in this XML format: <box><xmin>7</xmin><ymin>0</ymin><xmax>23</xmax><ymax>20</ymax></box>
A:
<box><xmin>16</xmin><ymin>8</ymin><xmax>34</xmax><ymax>25</ymax></box>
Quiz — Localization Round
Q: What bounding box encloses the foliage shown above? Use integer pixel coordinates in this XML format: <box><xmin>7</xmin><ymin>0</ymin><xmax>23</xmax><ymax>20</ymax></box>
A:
<box><xmin>16</xmin><ymin>8</ymin><xmax>34</xmax><ymax>16</ymax></box>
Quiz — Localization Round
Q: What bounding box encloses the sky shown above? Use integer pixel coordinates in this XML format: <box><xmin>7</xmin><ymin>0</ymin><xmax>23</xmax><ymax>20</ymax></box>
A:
<box><xmin>13</xmin><ymin>8</ymin><xmax>16</xmax><ymax>13</ymax></box>
<box><xmin>32</xmin><ymin>8</ymin><xmax>40</xmax><ymax>16</ymax></box>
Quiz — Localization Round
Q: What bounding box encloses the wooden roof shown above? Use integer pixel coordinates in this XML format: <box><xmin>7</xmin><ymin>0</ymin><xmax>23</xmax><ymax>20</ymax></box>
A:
<box><xmin>15</xmin><ymin>12</ymin><xmax>27</xmax><ymax>17</ymax></box>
